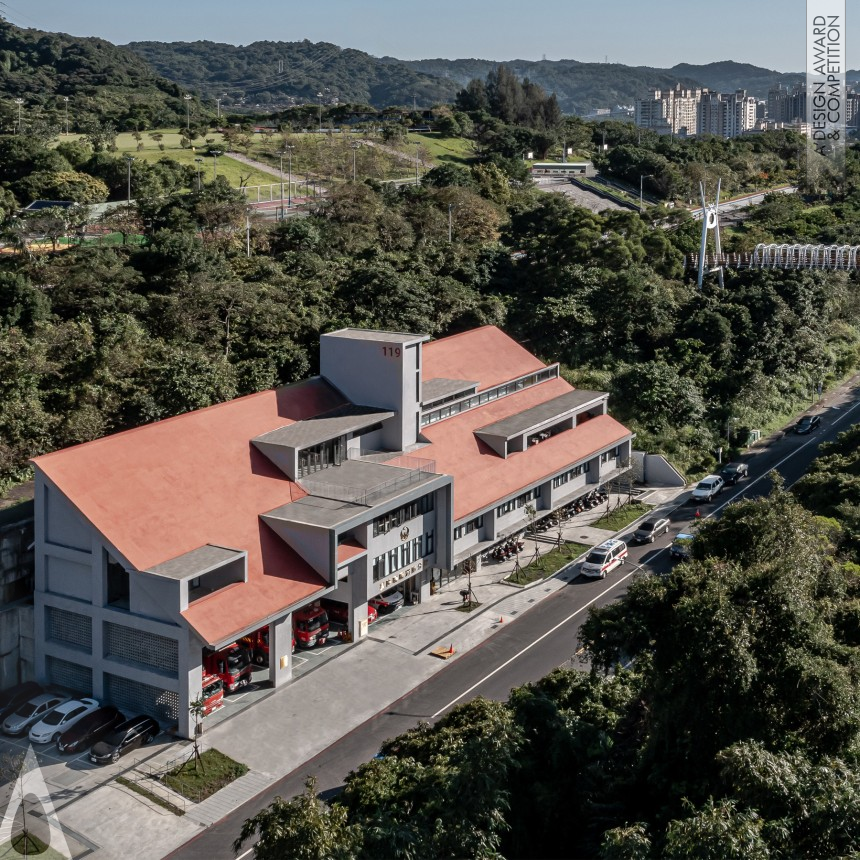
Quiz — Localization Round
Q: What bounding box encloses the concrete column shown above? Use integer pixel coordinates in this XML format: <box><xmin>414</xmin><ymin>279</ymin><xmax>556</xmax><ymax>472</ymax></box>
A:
<box><xmin>351</xmin><ymin>559</ymin><xmax>370</xmax><ymax>640</ymax></box>
<box><xmin>178</xmin><ymin>631</ymin><xmax>203</xmax><ymax>739</ymax></box>
<box><xmin>268</xmin><ymin>614</ymin><xmax>292</xmax><ymax>687</ymax></box>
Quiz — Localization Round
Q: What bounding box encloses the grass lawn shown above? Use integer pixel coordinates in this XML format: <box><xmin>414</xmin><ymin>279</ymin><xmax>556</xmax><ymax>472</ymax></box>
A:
<box><xmin>592</xmin><ymin>501</ymin><xmax>652</xmax><ymax>531</ymax></box>
<box><xmin>406</xmin><ymin>132</ymin><xmax>474</xmax><ymax>165</ymax></box>
<box><xmin>506</xmin><ymin>541</ymin><xmax>591</xmax><ymax>586</ymax></box>
<box><xmin>162</xmin><ymin>748</ymin><xmax>248</xmax><ymax>802</ymax></box>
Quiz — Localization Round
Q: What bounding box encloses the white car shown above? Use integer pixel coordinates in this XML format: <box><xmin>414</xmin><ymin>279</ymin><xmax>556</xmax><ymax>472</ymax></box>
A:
<box><xmin>690</xmin><ymin>474</ymin><xmax>725</xmax><ymax>503</ymax></box>
<box><xmin>29</xmin><ymin>698</ymin><xmax>99</xmax><ymax>744</ymax></box>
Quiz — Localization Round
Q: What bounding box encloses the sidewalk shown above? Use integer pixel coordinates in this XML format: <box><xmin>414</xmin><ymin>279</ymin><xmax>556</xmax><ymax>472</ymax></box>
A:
<box><xmin>65</xmin><ymin>489</ymin><xmax>690</xmax><ymax>859</ymax></box>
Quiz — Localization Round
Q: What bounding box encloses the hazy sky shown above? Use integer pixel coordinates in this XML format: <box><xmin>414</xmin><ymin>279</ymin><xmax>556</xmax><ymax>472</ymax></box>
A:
<box><xmin>9</xmin><ymin>0</ymin><xmax>857</xmax><ymax>71</ymax></box>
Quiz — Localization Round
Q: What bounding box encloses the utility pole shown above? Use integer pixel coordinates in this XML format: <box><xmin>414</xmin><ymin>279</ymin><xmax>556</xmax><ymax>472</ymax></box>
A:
<box><xmin>351</xmin><ymin>142</ymin><xmax>360</xmax><ymax>182</ymax></box>
<box><xmin>184</xmin><ymin>94</ymin><xmax>192</xmax><ymax>131</ymax></box>
<box><xmin>317</xmin><ymin>91</ymin><xmax>323</xmax><ymax>133</ymax></box>
<box><xmin>63</xmin><ymin>96</ymin><xmax>69</xmax><ymax>135</ymax></box>
<box><xmin>211</xmin><ymin>149</ymin><xmax>222</xmax><ymax>179</ymax></box>
<box><xmin>14</xmin><ymin>98</ymin><xmax>23</xmax><ymax>135</ymax></box>
<box><xmin>279</xmin><ymin>150</ymin><xmax>286</xmax><ymax>219</ymax></box>
<box><xmin>215</xmin><ymin>98</ymin><xmax>222</xmax><ymax>120</ymax></box>
<box><xmin>194</xmin><ymin>157</ymin><xmax>203</xmax><ymax>191</ymax></box>
<box><xmin>415</xmin><ymin>142</ymin><xmax>420</xmax><ymax>185</ymax></box>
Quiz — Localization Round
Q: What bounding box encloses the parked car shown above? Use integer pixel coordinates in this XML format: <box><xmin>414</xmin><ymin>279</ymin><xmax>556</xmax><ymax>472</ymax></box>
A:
<box><xmin>632</xmin><ymin>518</ymin><xmax>670</xmax><ymax>543</ymax></box>
<box><xmin>581</xmin><ymin>539</ymin><xmax>628</xmax><ymax>578</ymax></box>
<box><xmin>720</xmin><ymin>462</ymin><xmax>749</xmax><ymax>485</ymax></box>
<box><xmin>690</xmin><ymin>474</ymin><xmax>725</xmax><ymax>503</ymax></box>
<box><xmin>0</xmin><ymin>681</ymin><xmax>43</xmax><ymax>721</ymax></box>
<box><xmin>29</xmin><ymin>697</ymin><xmax>100</xmax><ymax>744</ymax></box>
<box><xmin>369</xmin><ymin>590</ymin><xmax>404</xmax><ymax>614</ymax></box>
<box><xmin>89</xmin><ymin>715</ymin><xmax>160</xmax><ymax>764</ymax></box>
<box><xmin>794</xmin><ymin>414</ymin><xmax>821</xmax><ymax>435</ymax></box>
<box><xmin>3</xmin><ymin>693</ymin><xmax>70</xmax><ymax>737</ymax></box>
<box><xmin>670</xmin><ymin>533</ymin><xmax>696</xmax><ymax>560</ymax></box>
<box><xmin>56</xmin><ymin>706</ymin><xmax>124</xmax><ymax>754</ymax></box>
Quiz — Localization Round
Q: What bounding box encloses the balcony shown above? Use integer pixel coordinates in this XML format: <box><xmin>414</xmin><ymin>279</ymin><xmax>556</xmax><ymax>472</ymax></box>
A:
<box><xmin>299</xmin><ymin>450</ymin><xmax>438</xmax><ymax>507</ymax></box>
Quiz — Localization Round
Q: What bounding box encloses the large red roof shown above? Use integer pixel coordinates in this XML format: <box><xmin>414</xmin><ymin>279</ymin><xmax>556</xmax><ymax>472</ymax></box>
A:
<box><xmin>420</xmin><ymin>376</ymin><xmax>631</xmax><ymax>521</ymax></box>
<box><xmin>34</xmin><ymin>380</ymin><xmax>344</xmax><ymax>644</ymax></box>
<box><xmin>422</xmin><ymin>326</ymin><xmax>547</xmax><ymax>392</ymax></box>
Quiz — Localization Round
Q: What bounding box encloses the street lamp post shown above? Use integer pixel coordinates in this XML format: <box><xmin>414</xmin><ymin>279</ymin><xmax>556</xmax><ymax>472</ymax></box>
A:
<box><xmin>63</xmin><ymin>96</ymin><xmax>69</xmax><ymax>135</ymax></box>
<box><xmin>215</xmin><ymin>98</ymin><xmax>222</xmax><ymax>120</ymax></box>
<box><xmin>351</xmin><ymin>142</ymin><xmax>360</xmax><ymax>182</ymax></box>
<box><xmin>639</xmin><ymin>174</ymin><xmax>654</xmax><ymax>213</ymax></box>
<box><xmin>14</xmin><ymin>98</ymin><xmax>23</xmax><ymax>135</ymax></box>
<box><xmin>286</xmin><ymin>144</ymin><xmax>294</xmax><ymax>209</ymax></box>
<box><xmin>211</xmin><ymin>150</ymin><xmax>222</xmax><ymax>179</ymax></box>
<box><xmin>726</xmin><ymin>416</ymin><xmax>738</xmax><ymax>446</ymax></box>
<box><xmin>278</xmin><ymin>150</ymin><xmax>287</xmax><ymax>219</ymax></box>
<box><xmin>317</xmin><ymin>92</ymin><xmax>323</xmax><ymax>133</ymax></box>
<box><xmin>415</xmin><ymin>142</ymin><xmax>420</xmax><ymax>185</ymax></box>
<box><xmin>194</xmin><ymin>157</ymin><xmax>203</xmax><ymax>191</ymax></box>
<box><xmin>184</xmin><ymin>94</ymin><xmax>192</xmax><ymax>131</ymax></box>
<box><xmin>125</xmin><ymin>156</ymin><xmax>134</xmax><ymax>209</ymax></box>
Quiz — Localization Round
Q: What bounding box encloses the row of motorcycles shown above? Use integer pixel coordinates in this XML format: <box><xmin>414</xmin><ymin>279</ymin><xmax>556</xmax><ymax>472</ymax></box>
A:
<box><xmin>491</xmin><ymin>538</ymin><xmax>525</xmax><ymax>561</ymax></box>
<box><xmin>488</xmin><ymin>488</ymin><xmax>611</xmax><ymax>560</ymax></box>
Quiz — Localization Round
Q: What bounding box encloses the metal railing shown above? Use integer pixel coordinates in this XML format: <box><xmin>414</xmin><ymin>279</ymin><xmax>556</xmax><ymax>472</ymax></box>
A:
<box><xmin>300</xmin><ymin>450</ymin><xmax>437</xmax><ymax>506</ymax></box>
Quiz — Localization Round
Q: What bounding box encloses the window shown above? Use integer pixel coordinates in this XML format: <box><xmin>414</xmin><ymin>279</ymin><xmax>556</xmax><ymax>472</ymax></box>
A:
<box><xmin>106</xmin><ymin>558</ymin><xmax>129</xmax><ymax>608</ymax></box>
<box><xmin>553</xmin><ymin>463</ymin><xmax>588</xmax><ymax>488</ymax></box>
<box><xmin>373</xmin><ymin>494</ymin><xmax>435</xmax><ymax>537</ymax></box>
<box><xmin>516</xmin><ymin>487</ymin><xmax>541</xmax><ymax>507</ymax></box>
<box><xmin>601</xmin><ymin>446</ymin><xmax>620</xmax><ymax>464</ymax></box>
<box><xmin>425</xmin><ymin>531</ymin><xmax>434</xmax><ymax>556</ymax></box>
<box><xmin>454</xmin><ymin>515</ymin><xmax>484</xmax><ymax>541</ymax></box>
<box><xmin>373</xmin><ymin>555</ymin><xmax>386</xmax><ymax>582</ymax></box>
<box><xmin>496</xmin><ymin>500</ymin><xmax>516</xmax><ymax>517</ymax></box>
<box><xmin>298</xmin><ymin>436</ymin><xmax>346</xmax><ymax>477</ymax></box>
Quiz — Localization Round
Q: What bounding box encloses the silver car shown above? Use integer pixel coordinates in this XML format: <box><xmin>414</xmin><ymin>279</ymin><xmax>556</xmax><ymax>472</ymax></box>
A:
<box><xmin>3</xmin><ymin>693</ymin><xmax>70</xmax><ymax>737</ymax></box>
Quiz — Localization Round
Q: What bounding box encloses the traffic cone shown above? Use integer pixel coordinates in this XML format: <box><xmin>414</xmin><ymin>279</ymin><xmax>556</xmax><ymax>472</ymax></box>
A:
<box><xmin>498</xmin><ymin>616</ymin><xmax>505</xmax><ymax>624</ymax></box>
<box><xmin>448</xmin><ymin>643</ymin><xmax>455</xmax><ymax>654</ymax></box>
<box><xmin>695</xmin><ymin>508</ymin><xmax>701</xmax><ymax>519</ymax></box>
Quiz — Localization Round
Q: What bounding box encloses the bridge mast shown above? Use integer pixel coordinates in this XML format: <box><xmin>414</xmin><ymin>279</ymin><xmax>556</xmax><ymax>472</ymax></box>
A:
<box><xmin>697</xmin><ymin>178</ymin><xmax>725</xmax><ymax>290</ymax></box>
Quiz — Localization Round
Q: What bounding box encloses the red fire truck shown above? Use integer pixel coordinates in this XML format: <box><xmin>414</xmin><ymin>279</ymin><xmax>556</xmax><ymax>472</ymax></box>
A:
<box><xmin>202</xmin><ymin>642</ymin><xmax>252</xmax><ymax>693</ymax></box>
<box><xmin>241</xmin><ymin>627</ymin><xmax>270</xmax><ymax>665</ymax></box>
<box><xmin>200</xmin><ymin>674</ymin><xmax>224</xmax><ymax>715</ymax></box>
<box><xmin>293</xmin><ymin>604</ymin><xmax>329</xmax><ymax>649</ymax></box>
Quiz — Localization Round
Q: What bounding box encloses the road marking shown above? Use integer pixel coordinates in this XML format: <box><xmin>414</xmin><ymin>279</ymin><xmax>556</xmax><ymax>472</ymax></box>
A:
<box><xmin>236</xmin><ymin>849</ymin><xmax>254</xmax><ymax>860</ymax></box>
<box><xmin>430</xmin><ymin>570</ymin><xmax>639</xmax><ymax>719</ymax></box>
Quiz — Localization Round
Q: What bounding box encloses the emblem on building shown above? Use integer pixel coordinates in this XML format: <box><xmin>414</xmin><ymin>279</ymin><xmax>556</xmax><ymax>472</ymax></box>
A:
<box><xmin>400</xmin><ymin>527</ymin><xmax>410</xmax><ymax>541</ymax></box>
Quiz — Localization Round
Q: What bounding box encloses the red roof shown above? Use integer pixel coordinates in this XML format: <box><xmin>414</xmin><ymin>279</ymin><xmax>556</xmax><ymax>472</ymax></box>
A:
<box><xmin>34</xmin><ymin>379</ymin><xmax>344</xmax><ymax>644</ymax></box>
<box><xmin>422</xmin><ymin>326</ymin><xmax>547</xmax><ymax>392</ymax></box>
<box><xmin>420</xmin><ymin>376</ymin><xmax>631</xmax><ymax>520</ymax></box>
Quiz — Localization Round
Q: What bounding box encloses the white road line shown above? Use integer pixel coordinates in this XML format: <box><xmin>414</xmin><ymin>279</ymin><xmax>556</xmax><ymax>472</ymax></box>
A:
<box><xmin>235</xmin><ymin>849</ymin><xmax>254</xmax><ymax>860</ymax></box>
<box><xmin>430</xmin><ymin>569</ymin><xmax>639</xmax><ymax>719</ymax></box>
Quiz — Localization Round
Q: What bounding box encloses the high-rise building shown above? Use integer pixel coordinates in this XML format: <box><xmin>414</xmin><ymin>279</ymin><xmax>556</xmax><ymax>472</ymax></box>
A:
<box><xmin>635</xmin><ymin>84</ymin><xmax>702</xmax><ymax>136</ymax></box>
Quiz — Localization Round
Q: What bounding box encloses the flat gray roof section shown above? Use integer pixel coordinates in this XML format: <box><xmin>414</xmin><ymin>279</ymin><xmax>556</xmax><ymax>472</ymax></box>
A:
<box><xmin>263</xmin><ymin>495</ymin><xmax>366</xmax><ymax>528</ymax></box>
<box><xmin>148</xmin><ymin>544</ymin><xmax>245</xmax><ymax>580</ymax></box>
<box><xmin>324</xmin><ymin>328</ymin><xmax>429</xmax><ymax>344</ymax></box>
<box><xmin>299</xmin><ymin>458</ymin><xmax>438</xmax><ymax>506</ymax></box>
<box><xmin>422</xmin><ymin>377</ymin><xmax>479</xmax><ymax>404</ymax></box>
<box><xmin>253</xmin><ymin>404</ymin><xmax>394</xmax><ymax>450</ymax></box>
<box><xmin>476</xmin><ymin>390</ymin><xmax>606</xmax><ymax>440</ymax></box>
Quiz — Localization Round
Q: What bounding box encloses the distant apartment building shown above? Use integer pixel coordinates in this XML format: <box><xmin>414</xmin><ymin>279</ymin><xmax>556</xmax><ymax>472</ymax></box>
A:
<box><xmin>698</xmin><ymin>89</ymin><xmax>757</xmax><ymax>138</ymax></box>
<box><xmin>634</xmin><ymin>84</ymin><xmax>702</xmax><ymax>136</ymax></box>
<box><xmin>767</xmin><ymin>84</ymin><xmax>807</xmax><ymax>124</ymax></box>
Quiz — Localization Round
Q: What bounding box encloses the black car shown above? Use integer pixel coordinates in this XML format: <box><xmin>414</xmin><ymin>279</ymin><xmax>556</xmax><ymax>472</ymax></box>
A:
<box><xmin>89</xmin><ymin>715</ymin><xmax>159</xmax><ymax>764</ymax></box>
<box><xmin>794</xmin><ymin>415</ymin><xmax>821</xmax><ymax>435</ymax></box>
<box><xmin>57</xmin><ymin>706</ymin><xmax>124</xmax><ymax>755</ymax></box>
<box><xmin>720</xmin><ymin>462</ymin><xmax>749</xmax><ymax>485</ymax></box>
<box><xmin>0</xmin><ymin>681</ymin><xmax>43</xmax><ymax>722</ymax></box>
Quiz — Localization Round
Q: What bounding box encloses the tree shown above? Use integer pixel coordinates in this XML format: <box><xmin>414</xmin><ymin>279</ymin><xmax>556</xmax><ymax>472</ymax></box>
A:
<box><xmin>234</xmin><ymin>777</ymin><xmax>360</xmax><ymax>860</ymax></box>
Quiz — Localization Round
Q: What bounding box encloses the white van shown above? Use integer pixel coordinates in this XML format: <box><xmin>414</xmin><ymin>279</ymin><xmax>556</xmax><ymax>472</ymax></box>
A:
<box><xmin>581</xmin><ymin>539</ymin><xmax>628</xmax><ymax>578</ymax></box>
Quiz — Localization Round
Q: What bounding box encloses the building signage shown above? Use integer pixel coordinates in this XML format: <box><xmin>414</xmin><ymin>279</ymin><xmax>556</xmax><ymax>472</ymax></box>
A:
<box><xmin>377</xmin><ymin>559</ymin><xmax>423</xmax><ymax>591</ymax></box>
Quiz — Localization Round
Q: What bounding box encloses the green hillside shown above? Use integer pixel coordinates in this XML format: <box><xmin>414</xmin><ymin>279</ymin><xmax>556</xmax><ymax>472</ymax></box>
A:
<box><xmin>125</xmin><ymin>39</ymin><xmax>459</xmax><ymax>109</ymax></box>
<box><xmin>0</xmin><ymin>19</ymin><xmax>188</xmax><ymax>131</ymax></box>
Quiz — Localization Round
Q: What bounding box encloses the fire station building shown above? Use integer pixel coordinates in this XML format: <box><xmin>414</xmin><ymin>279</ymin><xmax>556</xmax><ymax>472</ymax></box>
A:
<box><xmin>31</xmin><ymin>326</ymin><xmax>633</xmax><ymax>737</ymax></box>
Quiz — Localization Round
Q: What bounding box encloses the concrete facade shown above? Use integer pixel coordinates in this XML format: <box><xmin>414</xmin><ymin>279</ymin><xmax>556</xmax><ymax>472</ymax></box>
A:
<box><xmin>31</xmin><ymin>326</ymin><xmax>633</xmax><ymax>738</ymax></box>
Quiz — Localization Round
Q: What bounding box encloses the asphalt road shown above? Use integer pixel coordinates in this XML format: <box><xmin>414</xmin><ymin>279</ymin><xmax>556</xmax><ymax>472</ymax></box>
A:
<box><xmin>169</xmin><ymin>385</ymin><xmax>860</xmax><ymax>860</ymax></box>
